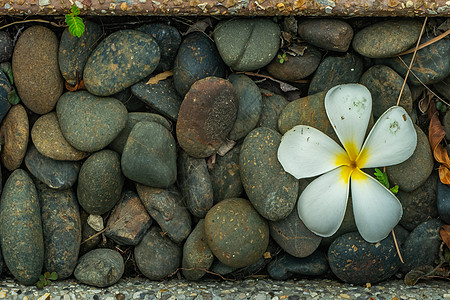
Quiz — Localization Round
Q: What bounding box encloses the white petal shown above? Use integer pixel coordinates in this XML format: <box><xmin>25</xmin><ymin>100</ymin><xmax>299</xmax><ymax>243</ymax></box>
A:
<box><xmin>351</xmin><ymin>169</ymin><xmax>403</xmax><ymax>243</ymax></box>
<box><xmin>325</xmin><ymin>84</ymin><xmax>372</xmax><ymax>161</ymax></box>
<box><xmin>278</xmin><ymin>125</ymin><xmax>349</xmax><ymax>179</ymax></box>
<box><xmin>298</xmin><ymin>166</ymin><xmax>351</xmax><ymax>237</ymax></box>
<box><xmin>357</xmin><ymin>106</ymin><xmax>417</xmax><ymax>168</ymax></box>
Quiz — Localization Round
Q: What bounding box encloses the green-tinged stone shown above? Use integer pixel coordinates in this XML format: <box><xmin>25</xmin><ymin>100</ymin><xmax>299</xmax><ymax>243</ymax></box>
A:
<box><xmin>297</xmin><ymin>19</ymin><xmax>353</xmax><ymax>52</ymax></box>
<box><xmin>77</xmin><ymin>150</ymin><xmax>124</xmax><ymax>215</ymax></box>
<box><xmin>182</xmin><ymin>219</ymin><xmax>214</xmax><ymax>281</ymax></box>
<box><xmin>58</xmin><ymin>20</ymin><xmax>102</xmax><ymax>86</ymax></box>
<box><xmin>0</xmin><ymin>70</ymin><xmax>11</xmax><ymax>123</ymax></box>
<box><xmin>134</xmin><ymin>227</ymin><xmax>181</xmax><ymax>280</ymax></box>
<box><xmin>214</xmin><ymin>19</ymin><xmax>280</xmax><ymax>71</ymax></box>
<box><xmin>205</xmin><ymin>198</ymin><xmax>269</xmax><ymax>268</ymax></box>
<box><xmin>84</xmin><ymin>30</ymin><xmax>160</xmax><ymax>96</ymax></box>
<box><xmin>122</xmin><ymin>121</ymin><xmax>177</xmax><ymax>188</ymax></box>
<box><xmin>74</xmin><ymin>248</ymin><xmax>124</xmax><ymax>287</ymax></box>
<box><xmin>240</xmin><ymin>127</ymin><xmax>298</xmax><ymax>221</ymax></box>
<box><xmin>178</xmin><ymin>150</ymin><xmax>214</xmax><ymax>218</ymax></box>
<box><xmin>257</xmin><ymin>90</ymin><xmax>289</xmax><ymax>132</ymax></box>
<box><xmin>37</xmin><ymin>185</ymin><xmax>81</xmax><ymax>279</ymax></box>
<box><xmin>56</xmin><ymin>91</ymin><xmax>128</xmax><ymax>152</ymax></box>
<box><xmin>137</xmin><ymin>185</ymin><xmax>192</xmax><ymax>243</ymax></box>
<box><xmin>0</xmin><ymin>169</ymin><xmax>43</xmax><ymax>285</ymax></box>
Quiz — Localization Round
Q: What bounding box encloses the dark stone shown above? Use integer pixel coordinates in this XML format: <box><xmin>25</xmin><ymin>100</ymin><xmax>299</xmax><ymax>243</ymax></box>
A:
<box><xmin>437</xmin><ymin>181</ymin><xmax>450</xmax><ymax>224</ymax></box>
<box><xmin>401</xmin><ymin>219</ymin><xmax>443</xmax><ymax>274</ymax></box>
<box><xmin>112</xmin><ymin>87</ymin><xmax>146</xmax><ymax>112</ymax></box>
<box><xmin>77</xmin><ymin>150</ymin><xmax>124</xmax><ymax>215</ymax></box>
<box><xmin>121</xmin><ymin>121</ymin><xmax>177</xmax><ymax>188</ymax></box>
<box><xmin>205</xmin><ymin>198</ymin><xmax>269</xmax><ymax>268</ymax></box>
<box><xmin>176</xmin><ymin>77</ymin><xmax>238</xmax><ymax>158</ymax></box>
<box><xmin>137</xmin><ymin>185</ymin><xmax>192</xmax><ymax>243</ymax></box>
<box><xmin>74</xmin><ymin>248</ymin><xmax>124</xmax><ymax>287</ymax></box>
<box><xmin>308</xmin><ymin>53</ymin><xmax>364</xmax><ymax>95</ymax></box>
<box><xmin>173</xmin><ymin>32</ymin><xmax>226</xmax><ymax>96</ymax></box>
<box><xmin>0</xmin><ymin>70</ymin><xmax>11</xmax><ymax>124</ymax></box>
<box><xmin>178</xmin><ymin>150</ymin><xmax>214</xmax><ymax>218</ymax></box>
<box><xmin>297</xmin><ymin>19</ymin><xmax>353</xmax><ymax>52</ymax></box>
<box><xmin>257</xmin><ymin>90</ymin><xmax>289</xmax><ymax>132</ymax></box>
<box><xmin>0</xmin><ymin>169</ymin><xmax>43</xmax><ymax>285</ymax></box>
<box><xmin>25</xmin><ymin>143</ymin><xmax>81</xmax><ymax>190</ymax></box>
<box><xmin>134</xmin><ymin>227</ymin><xmax>181</xmax><ymax>280</ymax></box>
<box><xmin>37</xmin><ymin>185</ymin><xmax>81</xmax><ymax>279</ymax></box>
<box><xmin>56</xmin><ymin>91</ymin><xmax>128</xmax><ymax>152</ymax></box>
<box><xmin>214</xmin><ymin>18</ymin><xmax>280</xmax><ymax>71</ymax></box>
<box><xmin>434</xmin><ymin>75</ymin><xmax>450</xmax><ymax>101</ymax></box>
<box><xmin>84</xmin><ymin>30</ymin><xmax>160</xmax><ymax>96</ymax></box>
<box><xmin>210</xmin><ymin>259</ymin><xmax>237</xmax><ymax>275</ymax></box>
<box><xmin>328</xmin><ymin>232</ymin><xmax>401</xmax><ymax>285</ymax></box>
<box><xmin>12</xmin><ymin>26</ymin><xmax>63</xmax><ymax>114</ymax></box>
<box><xmin>105</xmin><ymin>191</ymin><xmax>152</xmax><ymax>246</ymax></box>
<box><xmin>269</xmin><ymin>206</ymin><xmax>321</xmax><ymax>258</ymax></box>
<box><xmin>0</xmin><ymin>31</ymin><xmax>12</xmax><ymax>62</ymax></box>
<box><xmin>240</xmin><ymin>127</ymin><xmax>298</xmax><ymax>221</ymax></box>
<box><xmin>352</xmin><ymin>19</ymin><xmax>422</xmax><ymax>58</ymax></box>
<box><xmin>267</xmin><ymin>250</ymin><xmax>329</xmax><ymax>280</ymax></box>
<box><xmin>58</xmin><ymin>20</ymin><xmax>102</xmax><ymax>86</ymax></box>
<box><xmin>80</xmin><ymin>211</ymin><xmax>101</xmax><ymax>255</ymax></box>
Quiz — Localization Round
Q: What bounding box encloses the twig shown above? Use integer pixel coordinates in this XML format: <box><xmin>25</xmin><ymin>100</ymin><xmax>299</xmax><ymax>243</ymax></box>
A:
<box><xmin>237</xmin><ymin>71</ymin><xmax>309</xmax><ymax>84</ymax></box>
<box><xmin>396</xmin><ymin>29</ymin><xmax>450</xmax><ymax>56</ymax></box>
<box><xmin>0</xmin><ymin>19</ymin><xmax>65</xmax><ymax>31</ymax></box>
<box><xmin>391</xmin><ymin>229</ymin><xmax>404</xmax><ymax>263</ymax></box>
<box><xmin>81</xmin><ymin>216</ymin><xmax>124</xmax><ymax>245</ymax></box>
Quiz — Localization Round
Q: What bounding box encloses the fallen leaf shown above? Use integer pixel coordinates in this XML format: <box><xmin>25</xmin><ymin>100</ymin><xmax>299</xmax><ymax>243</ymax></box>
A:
<box><xmin>439</xmin><ymin>165</ymin><xmax>450</xmax><ymax>185</ymax></box>
<box><xmin>263</xmin><ymin>251</ymin><xmax>271</xmax><ymax>259</ymax></box>
<box><xmin>428</xmin><ymin>100</ymin><xmax>450</xmax><ymax>184</ymax></box>
<box><xmin>404</xmin><ymin>265</ymin><xmax>434</xmax><ymax>286</ymax></box>
<box><xmin>280</xmin><ymin>82</ymin><xmax>298</xmax><ymax>92</ymax></box>
<box><xmin>440</xmin><ymin>224</ymin><xmax>450</xmax><ymax>249</ymax></box>
<box><xmin>418</xmin><ymin>91</ymin><xmax>431</xmax><ymax>113</ymax></box>
<box><xmin>146</xmin><ymin>70</ymin><xmax>173</xmax><ymax>85</ymax></box>
<box><xmin>287</xmin><ymin>43</ymin><xmax>308</xmax><ymax>56</ymax></box>
<box><xmin>183</xmin><ymin>18</ymin><xmax>213</xmax><ymax>35</ymax></box>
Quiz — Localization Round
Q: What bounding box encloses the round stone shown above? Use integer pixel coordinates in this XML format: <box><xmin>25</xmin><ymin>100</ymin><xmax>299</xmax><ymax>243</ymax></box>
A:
<box><xmin>297</xmin><ymin>19</ymin><xmax>353</xmax><ymax>52</ymax></box>
<box><xmin>257</xmin><ymin>90</ymin><xmax>289</xmax><ymax>132</ymax></box>
<box><xmin>267</xmin><ymin>251</ymin><xmax>329</xmax><ymax>280</ymax></box>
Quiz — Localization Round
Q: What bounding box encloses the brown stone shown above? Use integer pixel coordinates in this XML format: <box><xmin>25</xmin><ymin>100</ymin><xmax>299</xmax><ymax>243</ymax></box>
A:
<box><xmin>297</xmin><ymin>19</ymin><xmax>353</xmax><ymax>52</ymax></box>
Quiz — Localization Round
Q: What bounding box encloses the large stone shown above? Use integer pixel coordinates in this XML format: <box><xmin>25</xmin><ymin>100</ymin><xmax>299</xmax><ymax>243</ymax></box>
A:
<box><xmin>257</xmin><ymin>90</ymin><xmax>289</xmax><ymax>132</ymax></box>
<box><xmin>84</xmin><ymin>30</ymin><xmax>160</xmax><ymax>96</ymax></box>
<box><xmin>267</xmin><ymin>250</ymin><xmax>329</xmax><ymax>280</ymax></box>
<box><xmin>437</xmin><ymin>181</ymin><xmax>450</xmax><ymax>224</ymax></box>
<box><xmin>0</xmin><ymin>70</ymin><xmax>11</xmax><ymax>124</ymax></box>
<box><xmin>297</xmin><ymin>19</ymin><xmax>353</xmax><ymax>52</ymax></box>
<box><xmin>12</xmin><ymin>26</ymin><xmax>63</xmax><ymax>114</ymax></box>
<box><xmin>240</xmin><ymin>127</ymin><xmax>298</xmax><ymax>221</ymax></box>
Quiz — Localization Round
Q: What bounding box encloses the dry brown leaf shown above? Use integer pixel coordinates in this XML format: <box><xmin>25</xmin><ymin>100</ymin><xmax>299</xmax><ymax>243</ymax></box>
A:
<box><xmin>439</xmin><ymin>166</ymin><xmax>450</xmax><ymax>185</ymax></box>
<box><xmin>428</xmin><ymin>100</ymin><xmax>450</xmax><ymax>184</ymax></box>
<box><xmin>440</xmin><ymin>225</ymin><xmax>450</xmax><ymax>249</ymax></box>
<box><xmin>418</xmin><ymin>91</ymin><xmax>432</xmax><ymax>114</ymax></box>
<box><xmin>146</xmin><ymin>70</ymin><xmax>173</xmax><ymax>85</ymax></box>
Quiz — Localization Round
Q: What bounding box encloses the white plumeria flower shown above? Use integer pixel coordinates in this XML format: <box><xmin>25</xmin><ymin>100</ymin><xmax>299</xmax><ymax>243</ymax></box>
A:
<box><xmin>277</xmin><ymin>84</ymin><xmax>417</xmax><ymax>243</ymax></box>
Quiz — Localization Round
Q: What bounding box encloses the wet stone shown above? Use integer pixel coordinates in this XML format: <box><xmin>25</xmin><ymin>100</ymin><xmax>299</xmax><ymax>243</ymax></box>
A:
<box><xmin>267</xmin><ymin>250</ymin><xmax>329</xmax><ymax>280</ymax></box>
<box><xmin>205</xmin><ymin>198</ymin><xmax>269</xmax><ymax>268</ymax></box>
<box><xmin>12</xmin><ymin>26</ymin><xmax>63</xmax><ymax>114</ymax></box>
<box><xmin>137</xmin><ymin>185</ymin><xmax>192</xmax><ymax>243</ymax></box>
<box><xmin>84</xmin><ymin>29</ymin><xmax>160</xmax><ymax>96</ymax></box>
<box><xmin>328</xmin><ymin>232</ymin><xmax>401</xmax><ymax>285</ymax></box>
<box><xmin>173</xmin><ymin>32</ymin><xmax>226</xmax><ymax>96</ymax></box>
<box><xmin>0</xmin><ymin>31</ymin><xmax>12</xmax><ymax>63</ymax></box>
<box><xmin>352</xmin><ymin>19</ymin><xmax>422</xmax><ymax>58</ymax></box>
<box><xmin>134</xmin><ymin>227</ymin><xmax>181</xmax><ymax>280</ymax></box>
<box><xmin>105</xmin><ymin>190</ymin><xmax>152</xmax><ymax>246</ymax></box>
<box><xmin>437</xmin><ymin>181</ymin><xmax>450</xmax><ymax>224</ymax></box>
<box><xmin>176</xmin><ymin>77</ymin><xmax>238</xmax><ymax>158</ymax></box>
<box><xmin>56</xmin><ymin>91</ymin><xmax>128</xmax><ymax>152</ymax></box>
<box><xmin>25</xmin><ymin>144</ymin><xmax>81</xmax><ymax>190</ymax></box>
<box><xmin>74</xmin><ymin>248</ymin><xmax>124</xmax><ymax>288</ymax></box>
<box><xmin>360</xmin><ymin>65</ymin><xmax>413</xmax><ymax>118</ymax></box>
<box><xmin>240</xmin><ymin>127</ymin><xmax>298</xmax><ymax>221</ymax></box>
<box><xmin>77</xmin><ymin>150</ymin><xmax>124</xmax><ymax>215</ymax></box>
<box><xmin>178</xmin><ymin>150</ymin><xmax>214</xmax><ymax>218</ymax></box>
<box><xmin>0</xmin><ymin>70</ymin><xmax>11</xmax><ymax>124</ymax></box>
<box><xmin>308</xmin><ymin>53</ymin><xmax>364</xmax><ymax>95</ymax></box>
<box><xmin>257</xmin><ymin>90</ymin><xmax>289</xmax><ymax>132</ymax></box>
<box><xmin>214</xmin><ymin>18</ymin><xmax>280</xmax><ymax>71</ymax></box>
<box><xmin>0</xmin><ymin>169</ymin><xmax>43</xmax><ymax>285</ymax></box>
<box><xmin>297</xmin><ymin>19</ymin><xmax>353</xmax><ymax>52</ymax></box>
<box><xmin>58</xmin><ymin>20</ymin><xmax>102</xmax><ymax>86</ymax></box>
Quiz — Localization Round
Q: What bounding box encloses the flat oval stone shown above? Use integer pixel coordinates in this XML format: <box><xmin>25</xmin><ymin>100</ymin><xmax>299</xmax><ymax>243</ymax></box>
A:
<box><xmin>205</xmin><ymin>198</ymin><xmax>269</xmax><ymax>268</ymax></box>
<box><xmin>176</xmin><ymin>77</ymin><xmax>238</xmax><ymax>158</ymax></box>
<box><xmin>0</xmin><ymin>104</ymin><xmax>29</xmax><ymax>171</ymax></box>
<box><xmin>74</xmin><ymin>248</ymin><xmax>124</xmax><ymax>287</ymax></box>
<box><xmin>0</xmin><ymin>70</ymin><xmax>11</xmax><ymax>124</ymax></box>
<box><xmin>174</xmin><ymin>32</ymin><xmax>226</xmax><ymax>96</ymax></box>
<box><xmin>214</xmin><ymin>19</ymin><xmax>280</xmax><ymax>71</ymax></box>
<box><xmin>58</xmin><ymin>20</ymin><xmax>102</xmax><ymax>86</ymax></box>
<box><xmin>0</xmin><ymin>31</ymin><xmax>12</xmax><ymax>63</ymax></box>
<box><xmin>37</xmin><ymin>185</ymin><xmax>81</xmax><ymax>279</ymax></box>
<box><xmin>227</xmin><ymin>74</ymin><xmax>262</xmax><ymax>141</ymax></box>
<box><xmin>25</xmin><ymin>144</ymin><xmax>81</xmax><ymax>190</ymax></box>
<box><xmin>360</xmin><ymin>65</ymin><xmax>412</xmax><ymax>118</ymax></box>
<box><xmin>257</xmin><ymin>90</ymin><xmax>289</xmax><ymax>132</ymax></box>
<box><xmin>0</xmin><ymin>169</ymin><xmax>43</xmax><ymax>285</ymax></box>
<box><xmin>84</xmin><ymin>30</ymin><xmax>160</xmax><ymax>96</ymax></box>
<box><xmin>122</xmin><ymin>121</ymin><xmax>177</xmax><ymax>188</ymax></box>
<box><xmin>297</xmin><ymin>19</ymin><xmax>353</xmax><ymax>52</ymax></box>
<box><xmin>352</xmin><ymin>20</ymin><xmax>422</xmax><ymax>58</ymax></box>
<box><xmin>182</xmin><ymin>219</ymin><xmax>214</xmax><ymax>280</ymax></box>
<box><xmin>56</xmin><ymin>91</ymin><xmax>128</xmax><ymax>152</ymax></box>
<box><xmin>134</xmin><ymin>226</ymin><xmax>181</xmax><ymax>280</ymax></box>
<box><xmin>77</xmin><ymin>150</ymin><xmax>124</xmax><ymax>215</ymax></box>
<box><xmin>240</xmin><ymin>127</ymin><xmax>298</xmax><ymax>221</ymax></box>
<box><xmin>12</xmin><ymin>26</ymin><xmax>63</xmax><ymax>114</ymax></box>
<box><xmin>328</xmin><ymin>232</ymin><xmax>401</xmax><ymax>285</ymax></box>
<box><xmin>437</xmin><ymin>181</ymin><xmax>450</xmax><ymax>224</ymax></box>
<box><xmin>267</xmin><ymin>250</ymin><xmax>329</xmax><ymax>280</ymax></box>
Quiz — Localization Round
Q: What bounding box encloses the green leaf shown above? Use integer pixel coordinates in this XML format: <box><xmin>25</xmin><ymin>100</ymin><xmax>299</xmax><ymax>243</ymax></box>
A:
<box><xmin>70</xmin><ymin>4</ymin><xmax>80</xmax><ymax>15</ymax></box>
<box><xmin>374</xmin><ymin>168</ymin><xmax>389</xmax><ymax>188</ymax></box>
<box><xmin>44</xmin><ymin>271</ymin><xmax>50</xmax><ymax>278</ymax></box>
<box><xmin>39</xmin><ymin>274</ymin><xmax>45</xmax><ymax>281</ymax></box>
<box><xmin>279</xmin><ymin>58</ymin><xmax>284</xmax><ymax>64</ymax></box>
<box><xmin>36</xmin><ymin>281</ymin><xmax>43</xmax><ymax>289</ymax></box>
<box><xmin>0</xmin><ymin>62</ymin><xmax>13</xmax><ymax>85</ymax></box>
<box><xmin>389</xmin><ymin>185</ymin><xmax>399</xmax><ymax>194</ymax></box>
<box><xmin>8</xmin><ymin>89</ymin><xmax>20</xmax><ymax>105</ymax></box>
<box><xmin>65</xmin><ymin>14</ymin><xmax>85</xmax><ymax>38</ymax></box>
<box><xmin>48</xmin><ymin>272</ymin><xmax>58</xmax><ymax>280</ymax></box>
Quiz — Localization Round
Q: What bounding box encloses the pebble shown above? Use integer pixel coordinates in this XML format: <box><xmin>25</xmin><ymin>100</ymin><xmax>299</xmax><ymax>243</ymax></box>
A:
<box><xmin>0</xmin><ymin>70</ymin><xmax>11</xmax><ymax>124</ymax></box>
<box><xmin>0</xmin><ymin>31</ymin><xmax>12</xmax><ymax>63</ymax></box>
<box><xmin>257</xmin><ymin>90</ymin><xmax>289</xmax><ymax>132</ymax></box>
<box><xmin>436</xmin><ymin>181</ymin><xmax>450</xmax><ymax>223</ymax></box>
<box><xmin>267</xmin><ymin>250</ymin><xmax>329</xmax><ymax>280</ymax></box>
<box><xmin>297</xmin><ymin>19</ymin><xmax>353</xmax><ymax>52</ymax></box>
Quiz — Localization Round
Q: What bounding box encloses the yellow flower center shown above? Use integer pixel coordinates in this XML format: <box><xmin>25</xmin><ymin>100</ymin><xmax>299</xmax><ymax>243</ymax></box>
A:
<box><xmin>336</xmin><ymin>140</ymin><xmax>369</xmax><ymax>184</ymax></box>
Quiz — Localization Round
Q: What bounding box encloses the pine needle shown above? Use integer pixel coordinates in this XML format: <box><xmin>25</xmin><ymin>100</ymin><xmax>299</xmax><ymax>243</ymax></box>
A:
<box><xmin>396</xmin><ymin>29</ymin><xmax>450</xmax><ymax>56</ymax></box>
<box><xmin>392</xmin><ymin>229</ymin><xmax>404</xmax><ymax>263</ymax></box>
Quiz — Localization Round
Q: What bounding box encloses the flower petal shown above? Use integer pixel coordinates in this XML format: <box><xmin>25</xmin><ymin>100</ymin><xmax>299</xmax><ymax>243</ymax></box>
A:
<box><xmin>351</xmin><ymin>169</ymin><xmax>403</xmax><ymax>243</ymax></box>
<box><xmin>298</xmin><ymin>166</ymin><xmax>351</xmax><ymax>237</ymax></box>
<box><xmin>278</xmin><ymin>125</ymin><xmax>349</xmax><ymax>179</ymax></box>
<box><xmin>357</xmin><ymin>106</ymin><xmax>417</xmax><ymax>168</ymax></box>
<box><xmin>325</xmin><ymin>84</ymin><xmax>372</xmax><ymax>161</ymax></box>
